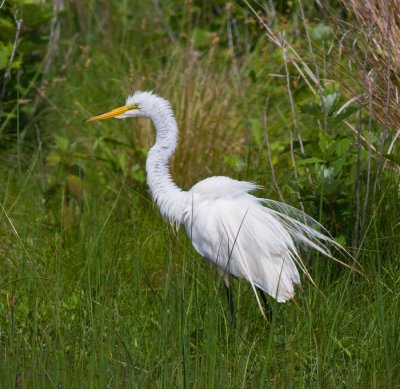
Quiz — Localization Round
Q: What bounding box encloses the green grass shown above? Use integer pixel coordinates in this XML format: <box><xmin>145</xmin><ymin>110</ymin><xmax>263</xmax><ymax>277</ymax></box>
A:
<box><xmin>0</xmin><ymin>153</ymin><xmax>399</xmax><ymax>388</ymax></box>
<box><xmin>1</xmin><ymin>1</ymin><xmax>400</xmax><ymax>387</ymax></box>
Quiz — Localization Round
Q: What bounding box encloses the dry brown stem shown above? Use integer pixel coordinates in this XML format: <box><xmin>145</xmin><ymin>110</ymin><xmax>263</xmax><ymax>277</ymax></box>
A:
<box><xmin>344</xmin><ymin>0</ymin><xmax>400</xmax><ymax>133</ymax></box>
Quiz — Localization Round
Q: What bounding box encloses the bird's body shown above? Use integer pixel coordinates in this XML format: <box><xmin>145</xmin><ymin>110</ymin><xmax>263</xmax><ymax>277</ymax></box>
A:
<box><xmin>85</xmin><ymin>91</ymin><xmax>340</xmax><ymax>320</ymax></box>
<box><xmin>186</xmin><ymin>176</ymin><xmax>301</xmax><ymax>302</ymax></box>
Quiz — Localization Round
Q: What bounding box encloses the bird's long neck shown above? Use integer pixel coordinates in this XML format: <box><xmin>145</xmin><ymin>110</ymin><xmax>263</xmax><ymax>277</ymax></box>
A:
<box><xmin>146</xmin><ymin>102</ymin><xmax>188</xmax><ymax>224</ymax></box>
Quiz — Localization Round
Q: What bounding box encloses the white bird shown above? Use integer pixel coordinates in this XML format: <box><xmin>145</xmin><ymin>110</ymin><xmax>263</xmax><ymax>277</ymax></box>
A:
<box><xmin>84</xmin><ymin>91</ymin><xmax>345</xmax><ymax>326</ymax></box>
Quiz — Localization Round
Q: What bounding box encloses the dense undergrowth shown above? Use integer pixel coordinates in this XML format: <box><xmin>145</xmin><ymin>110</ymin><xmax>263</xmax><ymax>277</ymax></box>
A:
<box><xmin>1</xmin><ymin>1</ymin><xmax>399</xmax><ymax>387</ymax></box>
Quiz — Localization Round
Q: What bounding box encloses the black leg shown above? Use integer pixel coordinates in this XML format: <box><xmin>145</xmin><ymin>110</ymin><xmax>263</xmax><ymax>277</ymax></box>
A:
<box><xmin>257</xmin><ymin>288</ymin><xmax>273</xmax><ymax>323</ymax></box>
<box><xmin>224</xmin><ymin>284</ymin><xmax>236</xmax><ymax>328</ymax></box>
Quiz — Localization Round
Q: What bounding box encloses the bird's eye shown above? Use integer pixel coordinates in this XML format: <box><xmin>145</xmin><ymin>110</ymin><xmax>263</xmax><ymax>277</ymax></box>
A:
<box><xmin>127</xmin><ymin>103</ymin><xmax>140</xmax><ymax>110</ymax></box>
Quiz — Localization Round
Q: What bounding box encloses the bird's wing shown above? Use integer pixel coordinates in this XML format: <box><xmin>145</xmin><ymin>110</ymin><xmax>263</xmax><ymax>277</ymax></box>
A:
<box><xmin>183</xmin><ymin>176</ymin><xmax>344</xmax><ymax>303</ymax></box>
<box><xmin>183</xmin><ymin>177</ymin><xmax>305</xmax><ymax>302</ymax></box>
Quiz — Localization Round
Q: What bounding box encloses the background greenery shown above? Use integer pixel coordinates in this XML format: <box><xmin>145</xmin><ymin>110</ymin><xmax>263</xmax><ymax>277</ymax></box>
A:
<box><xmin>0</xmin><ymin>0</ymin><xmax>399</xmax><ymax>387</ymax></box>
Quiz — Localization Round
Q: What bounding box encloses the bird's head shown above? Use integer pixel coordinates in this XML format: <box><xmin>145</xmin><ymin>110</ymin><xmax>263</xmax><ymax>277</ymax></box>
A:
<box><xmin>83</xmin><ymin>91</ymin><xmax>167</xmax><ymax>123</ymax></box>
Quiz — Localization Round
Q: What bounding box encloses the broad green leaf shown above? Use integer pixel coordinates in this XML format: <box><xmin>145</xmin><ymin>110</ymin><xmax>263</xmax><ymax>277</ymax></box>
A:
<box><xmin>298</xmin><ymin>157</ymin><xmax>325</xmax><ymax>165</ymax></box>
<box><xmin>0</xmin><ymin>18</ymin><xmax>14</xmax><ymax>32</ymax></box>
<box><xmin>328</xmin><ymin>106</ymin><xmax>358</xmax><ymax>127</ymax></box>
<box><xmin>10</xmin><ymin>59</ymin><xmax>22</xmax><ymax>69</ymax></box>
<box><xmin>300</xmin><ymin>101</ymin><xmax>322</xmax><ymax>118</ymax></box>
<box><xmin>335</xmin><ymin>138</ymin><xmax>351</xmax><ymax>154</ymax></box>
<box><xmin>0</xmin><ymin>44</ymin><xmax>12</xmax><ymax>70</ymax></box>
<box><xmin>321</xmin><ymin>91</ymin><xmax>340</xmax><ymax>116</ymax></box>
<box><xmin>318</xmin><ymin>129</ymin><xmax>333</xmax><ymax>152</ymax></box>
<box><xmin>20</xmin><ymin>3</ymin><xmax>52</xmax><ymax>28</ymax></box>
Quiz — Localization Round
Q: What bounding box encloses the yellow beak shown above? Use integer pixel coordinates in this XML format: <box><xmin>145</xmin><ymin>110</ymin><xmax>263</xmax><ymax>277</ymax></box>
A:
<box><xmin>83</xmin><ymin>105</ymin><xmax>132</xmax><ymax>123</ymax></box>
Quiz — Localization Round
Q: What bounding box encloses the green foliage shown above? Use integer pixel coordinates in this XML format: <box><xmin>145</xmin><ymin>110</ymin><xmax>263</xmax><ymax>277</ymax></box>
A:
<box><xmin>296</xmin><ymin>90</ymin><xmax>362</xmax><ymax>233</ymax></box>
<box><xmin>0</xmin><ymin>162</ymin><xmax>399</xmax><ymax>387</ymax></box>
<box><xmin>0</xmin><ymin>1</ymin><xmax>53</xmax><ymax>144</ymax></box>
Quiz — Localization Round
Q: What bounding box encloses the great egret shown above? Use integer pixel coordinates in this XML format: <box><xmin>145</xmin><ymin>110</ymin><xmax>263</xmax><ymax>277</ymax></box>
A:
<box><xmin>84</xmin><ymin>91</ymin><xmax>344</xmax><ymax>326</ymax></box>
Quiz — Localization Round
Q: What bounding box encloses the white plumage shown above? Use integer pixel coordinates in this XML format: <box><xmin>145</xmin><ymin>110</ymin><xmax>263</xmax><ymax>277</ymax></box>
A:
<box><xmin>186</xmin><ymin>177</ymin><xmax>301</xmax><ymax>302</ymax></box>
<box><xmin>85</xmin><ymin>91</ymin><xmax>343</xmax><ymax>319</ymax></box>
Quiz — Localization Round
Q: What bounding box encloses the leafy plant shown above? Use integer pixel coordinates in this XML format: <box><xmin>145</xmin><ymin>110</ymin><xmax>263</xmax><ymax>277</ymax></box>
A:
<box><xmin>0</xmin><ymin>1</ymin><xmax>53</xmax><ymax>145</ymax></box>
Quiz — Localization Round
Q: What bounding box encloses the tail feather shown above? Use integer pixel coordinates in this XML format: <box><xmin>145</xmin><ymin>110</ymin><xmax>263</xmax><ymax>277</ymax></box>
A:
<box><xmin>260</xmin><ymin>198</ymin><xmax>359</xmax><ymax>274</ymax></box>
